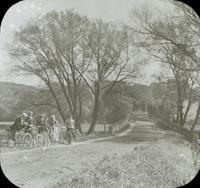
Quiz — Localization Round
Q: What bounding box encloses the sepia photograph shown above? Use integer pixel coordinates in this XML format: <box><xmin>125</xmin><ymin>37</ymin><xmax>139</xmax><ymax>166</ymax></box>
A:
<box><xmin>0</xmin><ymin>0</ymin><xmax>200</xmax><ymax>187</ymax></box>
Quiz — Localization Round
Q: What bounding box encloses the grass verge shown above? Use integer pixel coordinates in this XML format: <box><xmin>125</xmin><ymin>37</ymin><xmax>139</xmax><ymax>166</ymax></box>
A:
<box><xmin>51</xmin><ymin>143</ymin><xmax>197</xmax><ymax>188</ymax></box>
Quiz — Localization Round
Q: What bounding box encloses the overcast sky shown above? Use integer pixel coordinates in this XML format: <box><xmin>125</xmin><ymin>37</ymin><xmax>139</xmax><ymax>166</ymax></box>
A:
<box><xmin>0</xmin><ymin>0</ymin><xmax>175</xmax><ymax>86</ymax></box>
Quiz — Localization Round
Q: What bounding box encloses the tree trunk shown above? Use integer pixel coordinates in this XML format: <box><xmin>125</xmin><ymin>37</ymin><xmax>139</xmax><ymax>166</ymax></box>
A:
<box><xmin>88</xmin><ymin>103</ymin><xmax>98</xmax><ymax>134</ymax></box>
<box><xmin>48</xmin><ymin>84</ymin><xmax>66</xmax><ymax>123</ymax></box>
<box><xmin>75</xmin><ymin>115</ymin><xmax>81</xmax><ymax>132</ymax></box>
<box><xmin>183</xmin><ymin>84</ymin><xmax>193</xmax><ymax>124</ymax></box>
<box><xmin>72</xmin><ymin>97</ymin><xmax>82</xmax><ymax>132</ymax></box>
<box><xmin>177</xmin><ymin>84</ymin><xmax>184</xmax><ymax>126</ymax></box>
<box><xmin>191</xmin><ymin>101</ymin><xmax>200</xmax><ymax>131</ymax></box>
<box><xmin>99</xmin><ymin>91</ymin><xmax>107</xmax><ymax>134</ymax></box>
<box><xmin>77</xmin><ymin>90</ymin><xmax>82</xmax><ymax>133</ymax></box>
<box><xmin>179</xmin><ymin>104</ymin><xmax>184</xmax><ymax>126</ymax></box>
<box><xmin>183</xmin><ymin>99</ymin><xmax>192</xmax><ymax>125</ymax></box>
<box><xmin>87</xmin><ymin>82</ymin><xmax>100</xmax><ymax>135</ymax></box>
<box><xmin>101</xmin><ymin>100</ymin><xmax>107</xmax><ymax>134</ymax></box>
<box><xmin>176</xmin><ymin>110</ymin><xmax>179</xmax><ymax>123</ymax></box>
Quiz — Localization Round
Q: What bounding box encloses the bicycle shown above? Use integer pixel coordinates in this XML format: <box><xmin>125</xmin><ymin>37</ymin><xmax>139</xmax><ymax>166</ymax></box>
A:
<box><xmin>37</xmin><ymin>126</ymin><xmax>51</xmax><ymax>146</ymax></box>
<box><xmin>65</xmin><ymin>129</ymin><xmax>80</xmax><ymax>144</ymax></box>
<box><xmin>6</xmin><ymin>128</ymin><xmax>26</xmax><ymax>148</ymax></box>
<box><xmin>23</xmin><ymin>126</ymin><xmax>48</xmax><ymax>149</ymax></box>
<box><xmin>59</xmin><ymin>126</ymin><xmax>67</xmax><ymax>144</ymax></box>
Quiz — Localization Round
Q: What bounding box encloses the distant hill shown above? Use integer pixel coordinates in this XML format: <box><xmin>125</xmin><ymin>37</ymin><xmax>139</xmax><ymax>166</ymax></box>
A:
<box><xmin>0</xmin><ymin>81</ymin><xmax>93</xmax><ymax>122</ymax></box>
<box><xmin>0</xmin><ymin>81</ymin><xmax>166</xmax><ymax>122</ymax></box>
<box><xmin>0</xmin><ymin>82</ymin><xmax>38</xmax><ymax>121</ymax></box>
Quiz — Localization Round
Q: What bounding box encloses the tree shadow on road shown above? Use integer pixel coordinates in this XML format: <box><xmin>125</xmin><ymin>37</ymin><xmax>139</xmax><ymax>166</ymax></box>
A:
<box><xmin>94</xmin><ymin>125</ymin><xmax>185</xmax><ymax>144</ymax></box>
<box><xmin>95</xmin><ymin>135</ymin><xmax>160</xmax><ymax>144</ymax></box>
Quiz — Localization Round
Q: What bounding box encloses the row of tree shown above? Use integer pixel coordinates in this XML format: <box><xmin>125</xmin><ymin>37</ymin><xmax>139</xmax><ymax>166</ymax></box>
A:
<box><xmin>131</xmin><ymin>2</ymin><xmax>200</xmax><ymax>130</ymax></box>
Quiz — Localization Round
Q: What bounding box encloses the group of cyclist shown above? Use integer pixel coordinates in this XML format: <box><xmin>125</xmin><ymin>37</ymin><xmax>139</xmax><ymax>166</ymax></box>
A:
<box><xmin>8</xmin><ymin>111</ymin><xmax>76</xmax><ymax>144</ymax></box>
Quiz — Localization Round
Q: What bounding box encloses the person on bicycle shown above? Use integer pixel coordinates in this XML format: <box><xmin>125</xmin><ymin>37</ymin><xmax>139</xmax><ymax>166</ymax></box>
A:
<box><xmin>66</xmin><ymin>115</ymin><xmax>76</xmax><ymax>138</ymax></box>
<box><xmin>8</xmin><ymin>112</ymin><xmax>28</xmax><ymax>142</ymax></box>
<box><xmin>48</xmin><ymin>115</ymin><xmax>59</xmax><ymax>143</ymax></box>
<box><xmin>24</xmin><ymin>111</ymin><xmax>36</xmax><ymax>133</ymax></box>
<box><xmin>25</xmin><ymin>111</ymin><xmax>35</xmax><ymax>125</ymax></box>
<box><xmin>48</xmin><ymin>115</ymin><xmax>58</xmax><ymax>127</ymax></box>
<box><xmin>36</xmin><ymin>114</ymin><xmax>47</xmax><ymax>134</ymax></box>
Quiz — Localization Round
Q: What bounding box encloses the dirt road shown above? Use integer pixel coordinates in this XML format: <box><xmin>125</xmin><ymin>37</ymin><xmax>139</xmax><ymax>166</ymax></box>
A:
<box><xmin>0</xmin><ymin>121</ymin><xmax>197</xmax><ymax>188</ymax></box>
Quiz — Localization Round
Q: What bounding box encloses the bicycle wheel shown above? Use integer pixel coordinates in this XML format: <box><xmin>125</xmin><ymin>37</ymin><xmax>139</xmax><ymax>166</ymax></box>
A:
<box><xmin>74</xmin><ymin>129</ymin><xmax>80</xmax><ymax>140</ymax></box>
<box><xmin>59</xmin><ymin>131</ymin><xmax>65</xmax><ymax>144</ymax></box>
<box><xmin>43</xmin><ymin>132</ymin><xmax>50</xmax><ymax>146</ymax></box>
<box><xmin>49</xmin><ymin>131</ymin><xmax>54</xmax><ymax>143</ymax></box>
<box><xmin>53</xmin><ymin>126</ymin><xmax>59</xmax><ymax>143</ymax></box>
<box><xmin>16</xmin><ymin>134</ymin><xmax>24</xmax><ymax>149</ymax></box>
<box><xmin>36</xmin><ymin>134</ymin><xmax>47</xmax><ymax>149</ymax></box>
<box><xmin>23</xmin><ymin>133</ymin><xmax>33</xmax><ymax>149</ymax></box>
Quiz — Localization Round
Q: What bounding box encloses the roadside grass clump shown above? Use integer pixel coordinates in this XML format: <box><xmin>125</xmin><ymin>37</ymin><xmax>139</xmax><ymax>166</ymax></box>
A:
<box><xmin>52</xmin><ymin>144</ymin><xmax>197</xmax><ymax>188</ymax></box>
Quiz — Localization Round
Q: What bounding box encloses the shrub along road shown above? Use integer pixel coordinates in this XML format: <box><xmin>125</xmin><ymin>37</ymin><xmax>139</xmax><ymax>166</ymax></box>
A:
<box><xmin>1</xmin><ymin>120</ymin><xmax>198</xmax><ymax>188</ymax></box>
